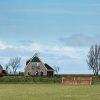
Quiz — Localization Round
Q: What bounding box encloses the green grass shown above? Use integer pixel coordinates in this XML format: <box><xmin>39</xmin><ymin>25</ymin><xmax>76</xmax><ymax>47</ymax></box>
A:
<box><xmin>0</xmin><ymin>84</ymin><xmax>100</xmax><ymax>100</ymax></box>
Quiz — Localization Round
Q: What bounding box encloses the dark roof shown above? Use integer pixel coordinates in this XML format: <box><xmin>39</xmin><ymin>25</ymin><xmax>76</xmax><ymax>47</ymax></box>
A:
<box><xmin>45</xmin><ymin>64</ymin><xmax>54</xmax><ymax>70</ymax></box>
<box><xmin>26</xmin><ymin>60</ymin><xmax>30</xmax><ymax>65</ymax></box>
<box><xmin>31</xmin><ymin>57</ymin><xmax>41</xmax><ymax>62</ymax></box>
<box><xmin>26</xmin><ymin>56</ymin><xmax>41</xmax><ymax>65</ymax></box>
<box><xmin>0</xmin><ymin>65</ymin><xmax>3</xmax><ymax>70</ymax></box>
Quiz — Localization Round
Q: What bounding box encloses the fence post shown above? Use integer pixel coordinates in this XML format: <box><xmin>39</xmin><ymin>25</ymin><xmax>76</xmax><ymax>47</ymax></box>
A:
<box><xmin>90</xmin><ymin>77</ymin><xmax>92</xmax><ymax>85</ymax></box>
<box><xmin>62</xmin><ymin>77</ymin><xmax>64</xmax><ymax>84</ymax></box>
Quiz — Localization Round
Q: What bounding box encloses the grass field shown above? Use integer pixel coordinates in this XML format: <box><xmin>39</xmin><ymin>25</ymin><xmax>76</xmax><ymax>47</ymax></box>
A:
<box><xmin>0</xmin><ymin>84</ymin><xmax>100</xmax><ymax>100</ymax></box>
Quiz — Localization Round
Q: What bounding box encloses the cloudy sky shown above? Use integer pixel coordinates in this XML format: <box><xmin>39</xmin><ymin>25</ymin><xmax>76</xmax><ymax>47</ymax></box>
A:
<box><xmin>0</xmin><ymin>0</ymin><xmax>100</xmax><ymax>74</ymax></box>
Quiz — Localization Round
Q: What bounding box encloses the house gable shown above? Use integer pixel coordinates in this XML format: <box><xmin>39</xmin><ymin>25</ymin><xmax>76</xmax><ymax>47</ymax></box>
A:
<box><xmin>25</xmin><ymin>54</ymin><xmax>47</xmax><ymax>76</ymax></box>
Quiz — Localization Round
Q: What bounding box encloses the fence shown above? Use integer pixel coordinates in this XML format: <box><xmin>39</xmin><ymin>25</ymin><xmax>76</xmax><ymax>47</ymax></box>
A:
<box><xmin>62</xmin><ymin>76</ymin><xmax>92</xmax><ymax>85</ymax></box>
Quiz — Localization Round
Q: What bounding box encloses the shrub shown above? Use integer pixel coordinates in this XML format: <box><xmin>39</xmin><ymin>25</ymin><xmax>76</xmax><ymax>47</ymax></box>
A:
<box><xmin>0</xmin><ymin>76</ymin><xmax>61</xmax><ymax>84</ymax></box>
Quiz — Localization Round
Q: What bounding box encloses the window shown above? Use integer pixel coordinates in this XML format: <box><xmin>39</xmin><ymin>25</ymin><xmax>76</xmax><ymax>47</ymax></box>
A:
<box><xmin>28</xmin><ymin>72</ymin><xmax>31</xmax><ymax>76</ymax></box>
<box><xmin>32</xmin><ymin>62</ymin><xmax>40</xmax><ymax>67</ymax></box>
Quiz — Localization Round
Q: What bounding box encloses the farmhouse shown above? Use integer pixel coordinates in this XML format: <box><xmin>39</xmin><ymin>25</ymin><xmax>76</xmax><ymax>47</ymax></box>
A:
<box><xmin>25</xmin><ymin>54</ymin><xmax>54</xmax><ymax>77</ymax></box>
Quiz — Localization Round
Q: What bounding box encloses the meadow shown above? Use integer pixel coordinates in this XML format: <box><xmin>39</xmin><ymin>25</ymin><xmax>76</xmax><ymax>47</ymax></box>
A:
<box><xmin>0</xmin><ymin>84</ymin><xmax>100</xmax><ymax>100</ymax></box>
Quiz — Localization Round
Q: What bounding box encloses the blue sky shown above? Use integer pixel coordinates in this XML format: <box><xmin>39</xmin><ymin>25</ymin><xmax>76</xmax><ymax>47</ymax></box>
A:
<box><xmin>0</xmin><ymin>0</ymin><xmax>100</xmax><ymax>74</ymax></box>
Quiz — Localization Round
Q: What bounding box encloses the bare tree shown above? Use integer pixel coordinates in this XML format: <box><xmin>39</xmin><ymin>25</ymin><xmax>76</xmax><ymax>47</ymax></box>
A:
<box><xmin>5</xmin><ymin>64</ymin><xmax>9</xmax><ymax>73</ymax></box>
<box><xmin>7</xmin><ymin>57</ymin><xmax>21</xmax><ymax>74</ymax></box>
<box><xmin>54</xmin><ymin>66</ymin><xmax>60</xmax><ymax>75</ymax></box>
<box><xmin>87</xmin><ymin>45</ymin><xmax>100</xmax><ymax>75</ymax></box>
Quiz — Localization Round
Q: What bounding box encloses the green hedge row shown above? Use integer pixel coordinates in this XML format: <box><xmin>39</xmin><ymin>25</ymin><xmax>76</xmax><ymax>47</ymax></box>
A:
<box><xmin>92</xmin><ymin>76</ymin><xmax>100</xmax><ymax>84</ymax></box>
<box><xmin>0</xmin><ymin>76</ymin><xmax>61</xmax><ymax>84</ymax></box>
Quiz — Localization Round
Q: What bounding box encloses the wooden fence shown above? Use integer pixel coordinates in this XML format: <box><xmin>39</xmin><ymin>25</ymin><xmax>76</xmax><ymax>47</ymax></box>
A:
<box><xmin>62</xmin><ymin>77</ymin><xmax>92</xmax><ymax>85</ymax></box>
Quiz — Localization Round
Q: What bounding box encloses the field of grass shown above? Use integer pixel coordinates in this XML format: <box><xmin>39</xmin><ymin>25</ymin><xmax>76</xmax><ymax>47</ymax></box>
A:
<box><xmin>0</xmin><ymin>84</ymin><xmax>100</xmax><ymax>100</ymax></box>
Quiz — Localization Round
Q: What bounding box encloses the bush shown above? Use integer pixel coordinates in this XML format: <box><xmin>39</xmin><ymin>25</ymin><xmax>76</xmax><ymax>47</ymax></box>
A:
<box><xmin>0</xmin><ymin>76</ymin><xmax>61</xmax><ymax>84</ymax></box>
<box><xmin>92</xmin><ymin>75</ymin><xmax>100</xmax><ymax>84</ymax></box>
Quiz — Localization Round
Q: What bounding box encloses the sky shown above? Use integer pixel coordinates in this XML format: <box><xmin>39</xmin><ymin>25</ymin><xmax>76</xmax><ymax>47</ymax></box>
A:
<box><xmin>0</xmin><ymin>0</ymin><xmax>100</xmax><ymax>74</ymax></box>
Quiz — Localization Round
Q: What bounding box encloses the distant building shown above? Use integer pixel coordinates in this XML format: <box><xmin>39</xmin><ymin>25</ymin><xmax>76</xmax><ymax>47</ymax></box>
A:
<box><xmin>24</xmin><ymin>54</ymin><xmax>54</xmax><ymax>77</ymax></box>
<box><xmin>0</xmin><ymin>64</ymin><xmax>7</xmax><ymax>76</ymax></box>
<box><xmin>0</xmin><ymin>65</ymin><xmax>3</xmax><ymax>75</ymax></box>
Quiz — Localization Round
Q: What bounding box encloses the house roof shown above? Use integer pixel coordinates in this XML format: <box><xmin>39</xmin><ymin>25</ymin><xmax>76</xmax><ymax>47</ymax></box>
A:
<box><xmin>26</xmin><ymin>60</ymin><xmax>30</xmax><ymax>65</ymax></box>
<box><xmin>45</xmin><ymin>64</ymin><xmax>54</xmax><ymax>70</ymax></box>
<box><xmin>26</xmin><ymin>54</ymin><xmax>54</xmax><ymax>71</ymax></box>
<box><xmin>31</xmin><ymin>56</ymin><xmax>41</xmax><ymax>62</ymax></box>
<box><xmin>26</xmin><ymin>54</ymin><xmax>41</xmax><ymax>65</ymax></box>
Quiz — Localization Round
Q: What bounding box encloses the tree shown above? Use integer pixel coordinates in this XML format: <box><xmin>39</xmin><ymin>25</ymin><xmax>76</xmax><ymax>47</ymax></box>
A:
<box><xmin>54</xmin><ymin>66</ymin><xmax>60</xmax><ymax>75</ymax></box>
<box><xmin>5</xmin><ymin>64</ymin><xmax>9</xmax><ymax>73</ymax></box>
<box><xmin>7</xmin><ymin>57</ymin><xmax>21</xmax><ymax>74</ymax></box>
<box><xmin>87</xmin><ymin>45</ymin><xmax>100</xmax><ymax>75</ymax></box>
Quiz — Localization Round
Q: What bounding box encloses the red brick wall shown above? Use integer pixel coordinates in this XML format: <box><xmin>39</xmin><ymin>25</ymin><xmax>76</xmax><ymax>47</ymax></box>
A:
<box><xmin>62</xmin><ymin>77</ymin><xmax>92</xmax><ymax>85</ymax></box>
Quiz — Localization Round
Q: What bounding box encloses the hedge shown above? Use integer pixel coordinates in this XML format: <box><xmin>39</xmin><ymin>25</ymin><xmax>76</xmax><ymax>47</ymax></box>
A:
<box><xmin>0</xmin><ymin>76</ymin><xmax>61</xmax><ymax>84</ymax></box>
<box><xmin>0</xmin><ymin>75</ymin><xmax>100</xmax><ymax>84</ymax></box>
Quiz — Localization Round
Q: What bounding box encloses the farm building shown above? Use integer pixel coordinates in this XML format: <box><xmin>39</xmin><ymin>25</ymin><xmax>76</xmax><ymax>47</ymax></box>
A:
<box><xmin>0</xmin><ymin>65</ymin><xmax>3</xmax><ymax>75</ymax></box>
<box><xmin>0</xmin><ymin>64</ymin><xmax>7</xmax><ymax>76</ymax></box>
<box><xmin>25</xmin><ymin>54</ymin><xmax>54</xmax><ymax>77</ymax></box>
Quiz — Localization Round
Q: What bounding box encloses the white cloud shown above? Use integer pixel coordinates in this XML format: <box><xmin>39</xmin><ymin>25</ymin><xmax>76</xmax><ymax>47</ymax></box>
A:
<box><xmin>17</xmin><ymin>42</ymin><xmax>89</xmax><ymax>61</ymax></box>
<box><xmin>0</xmin><ymin>42</ymin><xmax>87</xmax><ymax>58</ymax></box>
<box><xmin>0</xmin><ymin>41</ymin><xmax>14</xmax><ymax>50</ymax></box>
<box><xmin>0</xmin><ymin>40</ymin><xmax>89</xmax><ymax>73</ymax></box>
<box><xmin>59</xmin><ymin>34</ymin><xmax>100</xmax><ymax>46</ymax></box>
<box><xmin>0</xmin><ymin>41</ymin><xmax>88</xmax><ymax>59</ymax></box>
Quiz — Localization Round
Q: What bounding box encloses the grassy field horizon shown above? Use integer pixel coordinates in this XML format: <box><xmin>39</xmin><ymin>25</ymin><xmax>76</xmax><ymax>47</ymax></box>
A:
<box><xmin>0</xmin><ymin>84</ymin><xmax>100</xmax><ymax>100</ymax></box>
